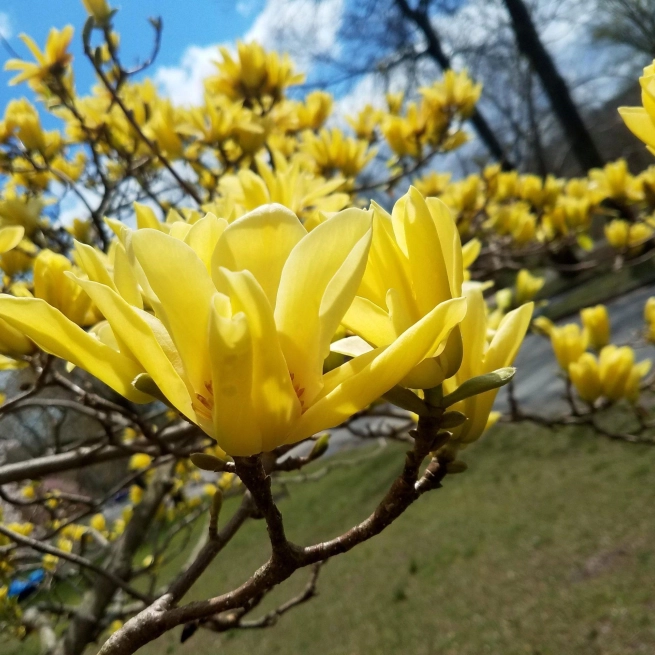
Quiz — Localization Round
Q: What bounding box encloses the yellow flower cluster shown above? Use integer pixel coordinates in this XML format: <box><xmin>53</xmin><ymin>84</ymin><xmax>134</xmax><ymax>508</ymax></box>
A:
<box><xmin>411</xmin><ymin>159</ymin><xmax>655</xmax><ymax>261</ymax></box>
<box><xmin>0</xmin><ymin>188</ymin><xmax>532</xmax><ymax>457</ymax></box>
<box><xmin>542</xmin><ymin>304</ymin><xmax>650</xmax><ymax>405</ymax></box>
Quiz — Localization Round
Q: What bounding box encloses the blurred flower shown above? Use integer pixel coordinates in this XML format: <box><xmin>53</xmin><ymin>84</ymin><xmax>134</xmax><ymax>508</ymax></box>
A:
<box><xmin>549</xmin><ymin>323</ymin><xmax>588</xmax><ymax>370</ymax></box>
<box><xmin>515</xmin><ymin>269</ymin><xmax>544</xmax><ymax>305</ymax></box>
<box><xmin>4</xmin><ymin>27</ymin><xmax>74</xmax><ymax>88</ymax></box>
<box><xmin>569</xmin><ymin>353</ymin><xmax>602</xmax><ymax>404</ymax></box>
<box><xmin>580</xmin><ymin>305</ymin><xmax>610</xmax><ymax>350</ymax></box>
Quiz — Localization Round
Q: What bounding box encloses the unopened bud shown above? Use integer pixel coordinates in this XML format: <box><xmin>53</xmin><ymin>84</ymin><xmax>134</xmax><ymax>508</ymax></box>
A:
<box><xmin>310</xmin><ymin>433</ymin><xmax>330</xmax><ymax>459</ymax></box>
<box><xmin>439</xmin><ymin>411</ymin><xmax>468</xmax><ymax>429</ymax></box>
<box><xmin>133</xmin><ymin>373</ymin><xmax>172</xmax><ymax>406</ymax></box>
<box><xmin>441</xmin><ymin>367</ymin><xmax>515</xmax><ymax>407</ymax></box>
<box><xmin>190</xmin><ymin>453</ymin><xmax>225</xmax><ymax>472</ymax></box>
<box><xmin>383</xmin><ymin>386</ymin><xmax>430</xmax><ymax>415</ymax></box>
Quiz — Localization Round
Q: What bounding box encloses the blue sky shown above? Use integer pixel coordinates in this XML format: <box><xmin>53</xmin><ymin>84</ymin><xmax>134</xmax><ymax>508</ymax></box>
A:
<box><xmin>0</xmin><ymin>0</ymin><xmax>266</xmax><ymax>101</ymax></box>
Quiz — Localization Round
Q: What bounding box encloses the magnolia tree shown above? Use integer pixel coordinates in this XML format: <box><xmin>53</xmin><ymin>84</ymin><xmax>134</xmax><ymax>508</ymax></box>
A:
<box><xmin>0</xmin><ymin>2</ymin><xmax>655</xmax><ymax>654</ymax></box>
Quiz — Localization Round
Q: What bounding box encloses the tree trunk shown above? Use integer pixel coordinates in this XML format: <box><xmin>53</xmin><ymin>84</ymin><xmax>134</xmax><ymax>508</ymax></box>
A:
<box><xmin>502</xmin><ymin>0</ymin><xmax>604</xmax><ymax>171</ymax></box>
<box><xmin>394</xmin><ymin>0</ymin><xmax>515</xmax><ymax>170</ymax></box>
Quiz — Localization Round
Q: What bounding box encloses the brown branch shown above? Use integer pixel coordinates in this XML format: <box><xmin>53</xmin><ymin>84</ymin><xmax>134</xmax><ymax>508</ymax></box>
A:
<box><xmin>82</xmin><ymin>30</ymin><xmax>202</xmax><ymax>206</ymax></box>
<box><xmin>97</xmin><ymin>414</ymin><xmax>449</xmax><ymax>655</ymax></box>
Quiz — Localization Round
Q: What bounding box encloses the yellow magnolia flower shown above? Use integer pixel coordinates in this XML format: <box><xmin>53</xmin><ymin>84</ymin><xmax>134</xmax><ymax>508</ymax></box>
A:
<box><xmin>0</xmin><ymin>193</ymin><xmax>43</xmax><ymax>235</ymax></box>
<box><xmin>420</xmin><ymin>70</ymin><xmax>481</xmax><ymax>119</ymax></box>
<box><xmin>33</xmin><ymin>250</ymin><xmax>97</xmax><ymax>326</ymax></box>
<box><xmin>549</xmin><ymin>323</ymin><xmax>588</xmax><ymax>370</ymax></box>
<box><xmin>129</xmin><ymin>453</ymin><xmax>153</xmax><ymax>470</ymax></box>
<box><xmin>4</xmin><ymin>26</ymin><xmax>74</xmax><ymax>88</ymax></box>
<box><xmin>619</xmin><ymin>61</ymin><xmax>655</xmax><ymax>154</ymax></box>
<box><xmin>412</xmin><ymin>171</ymin><xmax>452</xmax><ymax>198</ymax></box>
<box><xmin>605</xmin><ymin>218</ymin><xmax>653</xmax><ymax>251</ymax></box>
<box><xmin>301</xmin><ymin>128</ymin><xmax>375</xmax><ymax>179</ymax></box>
<box><xmin>208</xmin><ymin>41</ymin><xmax>304</xmax><ymax>102</ymax></box>
<box><xmin>89</xmin><ymin>513</ymin><xmax>106</xmax><ymax>532</ymax></box>
<box><xmin>218</xmin><ymin>155</ymin><xmax>349</xmax><ymax>226</ymax></box>
<box><xmin>515</xmin><ymin>269</ymin><xmax>544</xmax><ymax>305</ymax></box>
<box><xmin>569</xmin><ymin>352</ymin><xmax>602</xmax><ymax>403</ymax></box>
<box><xmin>332</xmin><ymin>187</ymin><xmax>468</xmax><ymax>389</ymax></box>
<box><xmin>599</xmin><ymin>345</ymin><xmax>651</xmax><ymax>403</ymax></box>
<box><xmin>295</xmin><ymin>91</ymin><xmax>333</xmax><ymax>130</ymax></box>
<box><xmin>580</xmin><ymin>305</ymin><xmax>610</xmax><ymax>350</ymax></box>
<box><xmin>444</xmin><ymin>284</ymin><xmax>533</xmax><ymax>444</ymax></box>
<box><xmin>590</xmin><ymin>159</ymin><xmax>641</xmax><ymax>202</ymax></box>
<box><xmin>644</xmin><ymin>297</ymin><xmax>655</xmax><ymax>342</ymax></box>
<box><xmin>0</xmin><ymin>204</ymin><xmax>466</xmax><ymax>456</ymax></box>
<box><xmin>81</xmin><ymin>0</ymin><xmax>113</xmax><ymax>24</ymax></box>
<box><xmin>346</xmin><ymin>104</ymin><xmax>383</xmax><ymax>140</ymax></box>
<box><xmin>129</xmin><ymin>485</ymin><xmax>143</xmax><ymax>505</ymax></box>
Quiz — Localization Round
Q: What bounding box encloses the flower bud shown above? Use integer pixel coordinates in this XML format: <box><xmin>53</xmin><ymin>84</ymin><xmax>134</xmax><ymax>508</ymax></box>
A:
<box><xmin>190</xmin><ymin>452</ymin><xmax>226</xmax><ymax>472</ymax></box>
<box><xmin>441</xmin><ymin>367</ymin><xmax>515</xmax><ymax>407</ymax></box>
<box><xmin>580</xmin><ymin>305</ymin><xmax>610</xmax><ymax>350</ymax></box>
<box><xmin>569</xmin><ymin>353</ymin><xmax>602</xmax><ymax>403</ymax></box>
<box><xmin>515</xmin><ymin>269</ymin><xmax>544</xmax><ymax>305</ymax></box>
<box><xmin>550</xmin><ymin>323</ymin><xmax>588</xmax><ymax>370</ymax></box>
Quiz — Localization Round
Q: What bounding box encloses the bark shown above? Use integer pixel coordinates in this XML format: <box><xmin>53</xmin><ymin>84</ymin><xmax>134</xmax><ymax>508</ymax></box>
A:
<box><xmin>502</xmin><ymin>0</ymin><xmax>604</xmax><ymax>171</ymax></box>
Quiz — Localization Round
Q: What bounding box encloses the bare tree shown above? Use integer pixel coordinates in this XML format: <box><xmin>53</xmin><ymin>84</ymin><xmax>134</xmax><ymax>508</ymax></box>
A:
<box><xmin>591</xmin><ymin>0</ymin><xmax>655</xmax><ymax>57</ymax></box>
<box><xmin>501</xmin><ymin>0</ymin><xmax>604</xmax><ymax>169</ymax></box>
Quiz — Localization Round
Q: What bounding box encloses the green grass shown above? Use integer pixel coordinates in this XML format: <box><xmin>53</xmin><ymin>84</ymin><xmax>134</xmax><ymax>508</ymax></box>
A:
<box><xmin>5</xmin><ymin>422</ymin><xmax>655</xmax><ymax>654</ymax></box>
<box><xmin>144</xmin><ymin>423</ymin><xmax>655</xmax><ymax>655</ymax></box>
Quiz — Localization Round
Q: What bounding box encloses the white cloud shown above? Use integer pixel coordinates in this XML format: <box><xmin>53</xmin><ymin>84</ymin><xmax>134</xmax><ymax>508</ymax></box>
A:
<box><xmin>155</xmin><ymin>44</ymin><xmax>219</xmax><ymax>106</ymax></box>
<box><xmin>155</xmin><ymin>0</ymin><xmax>344</xmax><ymax>104</ymax></box>
<box><xmin>0</xmin><ymin>12</ymin><xmax>12</xmax><ymax>39</ymax></box>
<box><xmin>245</xmin><ymin>0</ymin><xmax>343</xmax><ymax>66</ymax></box>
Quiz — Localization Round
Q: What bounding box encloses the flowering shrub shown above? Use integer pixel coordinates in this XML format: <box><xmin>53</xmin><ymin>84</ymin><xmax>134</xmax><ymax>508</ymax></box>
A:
<box><xmin>0</xmin><ymin>3</ymin><xmax>654</xmax><ymax>654</ymax></box>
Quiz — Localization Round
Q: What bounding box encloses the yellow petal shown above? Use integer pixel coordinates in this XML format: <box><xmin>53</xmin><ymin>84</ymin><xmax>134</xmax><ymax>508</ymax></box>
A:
<box><xmin>0</xmin><ymin>226</ymin><xmax>25</xmax><ymax>254</ymax></box>
<box><xmin>213</xmin><ymin>204</ymin><xmax>306</xmax><ymax>307</ymax></box>
<box><xmin>0</xmin><ymin>296</ymin><xmax>148</xmax><ymax>402</ymax></box>
<box><xmin>485</xmin><ymin>302</ymin><xmax>534</xmax><ymax>373</ymax></box>
<box><xmin>619</xmin><ymin>107</ymin><xmax>655</xmax><ymax>149</ymax></box>
<box><xmin>361</xmin><ymin>204</ymin><xmax>416</xmax><ymax>313</ymax></box>
<box><xmin>287</xmin><ymin>297</ymin><xmax>467</xmax><ymax>442</ymax></box>
<box><xmin>134</xmin><ymin>203</ymin><xmax>163</xmax><ymax>230</ymax></box>
<box><xmin>403</xmin><ymin>187</ymin><xmax>452</xmax><ymax>314</ymax></box>
<box><xmin>215</xmin><ymin>268</ymin><xmax>301</xmax><ymax>451</ymax></box>
<box><xmin>426</xmin><ymin>197</ymin><xmax>463</xmax><ymax>296</ymax></box>
<box><xmin>275</xmin><ymin>208</ymin><xmax>372</xmax><ymax>405</ymax></box>
<box><xmin>185</xmin><ymin>213</ymin><xmax>228</xmax><ymax>273</ymax></box>
<box><xmin>208</xmin><ymin>296</ymin><xmax>260</xmax><ymax>456</ymax></box>
<box><xmin>112</xmin><ymin>243</ymin><xmax>143</xmax><ymax>309</ymax></box>
<box><xmin>71</xmin><ymin>276</ymin><xmax>195</xmax><ymax>419</ymax></box>
<box><xmin>74</xmin><ymin>242</ymin><xmax>115</xmax><ymax>290</ymax></box>
<box><xmin>341</xmin><ymin>296</ymin><xmax>396</xmax><ymax>346</ymax></box>
<box><xmin>130</xmin><ymin>229</ymin><xmax>216</xmax><ymax>392</ymax></box>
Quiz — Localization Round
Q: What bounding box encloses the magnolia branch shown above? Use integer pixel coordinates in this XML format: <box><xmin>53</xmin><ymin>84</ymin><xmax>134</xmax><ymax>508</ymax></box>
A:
<box><xmin>96</xmin><ymin>414</ymin><xmax>450</xmax><ymax>655</ymax></box>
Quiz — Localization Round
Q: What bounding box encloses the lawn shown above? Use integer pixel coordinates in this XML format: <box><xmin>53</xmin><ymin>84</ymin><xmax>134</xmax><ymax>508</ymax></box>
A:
<box><xmin>5</xmin><ymin>421</ymin><xmax>655</xmax><ymax>655</ymax></box>
<box><xmin>147</xmin><ymin>422</ymin><xmax>655</xmax><ymax>655</ymax></box>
